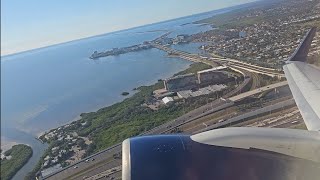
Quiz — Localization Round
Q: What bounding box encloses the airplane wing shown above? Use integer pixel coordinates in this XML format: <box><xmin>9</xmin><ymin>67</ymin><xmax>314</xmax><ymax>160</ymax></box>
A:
<box><xmin>121</xmin><ymin>28</ymin><xmax>320</xmax><ymax>180</ymax></box>
<box><xmin>283</xmin><ymin>27</ymin><xmax>320</xmax><ymax>131</ymax></box>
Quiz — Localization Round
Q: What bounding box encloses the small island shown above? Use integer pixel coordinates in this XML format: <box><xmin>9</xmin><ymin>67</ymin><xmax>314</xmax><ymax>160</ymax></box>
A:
<box><xmin>121</xmin><ymin>92</ymin><xmax>130</xmax><ymax>96</ymax></box>
<box><xmin>1</xmin><ymin>144</ymin><xmax>33</xmax><ymax>180</ymax></box>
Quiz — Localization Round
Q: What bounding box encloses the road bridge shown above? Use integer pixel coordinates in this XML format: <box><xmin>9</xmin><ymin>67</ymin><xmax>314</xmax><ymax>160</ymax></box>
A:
<box><xmin>151</xmin><ymin>43</ymin><xmax>285</xmax><ymax>78</ymax></box>
<box><xmin>45</xmin><ymin>43</ymin><xmax>286</xmax><ymax>180</ymax></box>
<box><xmin>229</xmin><ymin>81</ymin><xmax>288</xmax><ymax>102</ymax></box>
<box><xmin>210</xmin><ymin>58</ymin><xmax>285</xmax><ymax>78</ymax></box>
<box><xmin>45</xmin><ymin>78</ymin><xmax>288</xmax><ymax>180</ymax></box>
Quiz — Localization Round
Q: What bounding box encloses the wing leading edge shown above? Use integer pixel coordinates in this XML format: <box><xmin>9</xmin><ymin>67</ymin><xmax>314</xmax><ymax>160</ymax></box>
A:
<box><xmin>283</xmin><ymin>27</ymin><xmax>320</xmax><ymax>131</ymax></box>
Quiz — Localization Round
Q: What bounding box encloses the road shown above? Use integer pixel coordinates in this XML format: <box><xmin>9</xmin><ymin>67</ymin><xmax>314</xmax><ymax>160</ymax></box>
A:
<box><xmin>194</xmin><ymin>98</ymin><xmax>296</xmax><ymax>134</ymax></box>
<box><xmin>212</xmin><ymin>58</ymin><xmax>285</xmax><ymax>77</ymax></box>
<box><xmin>45</xmin><ymin>145</ymin><xmax>121</xmax><ymax>180</ymax></box>
<box><xmin>45</xmin><ymin>78</ymin><xmax>289</xmax><ymax>180</ymax></box>
<box><xmin>44</xmin><ymin>88</ymin><xmax>243</xmax><ymax>179</ymax></box>
<box><xmin>151</xmin><ymin>42</ymin><xmax>284</xmax><ymax>78</ymax></box>
<box><xmin>83</xmin><ymin>97</ymin><xmax>299</xmax><ymax>180</ymax></box>
<box><xmin>44</xmin><ymin>44</ymin><xmax>289</xmax><ymax>180</ymax></box>
<box><xmin>250</xmin><ymin>71</ymin><xmax>261</xmax><ymax>90</ymax></box>
<box><xmin>241</xmin><ymin>107</ymin><xmax>303</xmax><ymax>129</ymax></box>
<box><xmin>86</xmin><ymin>166</ymin><xmax>121</xmax><ymax>180</ymax></box>
<box><xmin>229</xmin><ymin>81</ymin><xmax>288</xmax><ymax>102</ymax></box>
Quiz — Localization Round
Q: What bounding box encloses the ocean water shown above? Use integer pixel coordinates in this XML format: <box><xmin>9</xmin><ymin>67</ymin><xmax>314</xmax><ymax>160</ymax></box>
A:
<box><xmin>0</xmin><ymin>4</ymin><xmax>245</xmax><ymax>179</ymax></box>
<box><xmin>170</xmin><ymin>42</ymin><xmax>207</xmax><ymax>54</ymax></box>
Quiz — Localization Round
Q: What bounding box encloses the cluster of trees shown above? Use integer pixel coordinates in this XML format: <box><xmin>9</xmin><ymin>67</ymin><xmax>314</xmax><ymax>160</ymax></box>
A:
<box><xmin>71</xmin><ymin>63</ymin><xmax>217</xmax><ymax>151</ymax></box>
<box><xmin>28</xmin><ymin>62</ymin><xmax>231</xmax><ymax>179</ymax></box>
<box><xmin>76</xmin><ymin>81</ymin><xmax>233</xmax><ymax>152</ymax></box>
<box><xmin>1</xmin><ymin>144</ymin><xmax>33</xmax><ymax>180</ymax></box>
<box><xmin>25</xmin><ymin>138</ymin><xmax>75</xmax><ymax>180</ymax></box>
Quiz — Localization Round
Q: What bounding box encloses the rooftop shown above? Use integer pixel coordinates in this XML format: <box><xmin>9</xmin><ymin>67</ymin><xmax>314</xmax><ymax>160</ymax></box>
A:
<box><xmin>197</xmin><ymin>66</ymin><xmax>227</xmax><ymax>74</ymax></box>
<box><xmin>162</xmin><ymin>97</ymin><xmax>174</xmax><ymax>104</ymax></box>
<box><xmin>166</xmin><ymin>73</ymin><xmax>195</xmax><ymax>81</ymax></box>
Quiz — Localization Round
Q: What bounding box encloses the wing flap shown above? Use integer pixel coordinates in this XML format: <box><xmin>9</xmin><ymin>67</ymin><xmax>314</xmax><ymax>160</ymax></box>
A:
<box><xmin>284</xmin><ymin>27</ymin><xmax>320</xmax><ymax>131</ymax></box>
<box><xmin>284</xmin><ymin>62</ymin><xmax>320</xmax><ymax>131</ymax></box>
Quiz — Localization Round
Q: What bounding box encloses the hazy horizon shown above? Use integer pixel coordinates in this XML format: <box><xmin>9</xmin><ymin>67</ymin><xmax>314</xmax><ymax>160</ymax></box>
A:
<box><xmin>1</xmin><ymin>0</ymin><xmax>256</xmax><ymax>56</ymax></box>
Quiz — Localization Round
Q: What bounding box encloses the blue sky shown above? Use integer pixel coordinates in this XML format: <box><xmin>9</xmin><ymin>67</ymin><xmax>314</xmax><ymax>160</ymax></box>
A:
<box><xmin>1</xmin><ymin>0</ymin><xmax>255</xmax><ymax>55</ymax></box>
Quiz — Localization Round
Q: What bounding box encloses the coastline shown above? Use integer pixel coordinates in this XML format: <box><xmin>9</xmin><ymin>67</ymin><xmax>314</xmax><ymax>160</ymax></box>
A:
<box><xmin>0</xmin><ymin>138</ymin><xmax>18</xmax><ymax>152</ymax></box>
<box><xmin>38</xmin><ymin>63</ymin><xmax>193</xmax><ymax>136</ymax></box>
<box><xmin>26</xmin><ymin>62</ymin><xmax>198</xmax><ymax>179</ymax></box>
<box><xmin>1</xmin><ymin>144</ymin><xmax>33</xmax><ymax>180</ymax></box>
<box><xmin>1</xmin><ymin>4</ymin><xmax>245</xmax><ymax>177</ymax></box>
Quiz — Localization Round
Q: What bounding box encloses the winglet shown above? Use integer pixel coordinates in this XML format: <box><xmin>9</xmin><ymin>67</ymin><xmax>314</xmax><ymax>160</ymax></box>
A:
<box><xmin>288</xmin><ymin>27</ymin><xmax>317</xmax><ymax>62</ymax></box>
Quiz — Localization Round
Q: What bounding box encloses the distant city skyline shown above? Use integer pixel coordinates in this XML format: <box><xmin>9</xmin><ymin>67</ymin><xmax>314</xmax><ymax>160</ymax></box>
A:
<box><xmin>1</xmin><ymin>0</ymin><xmax>256</xmax><ymax>55</ymax></box>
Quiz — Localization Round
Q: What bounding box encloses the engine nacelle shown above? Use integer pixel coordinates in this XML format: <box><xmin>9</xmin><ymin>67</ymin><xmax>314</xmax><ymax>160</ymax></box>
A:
<box><xmin>122</xmin><ymin>128</ymin><xmax>320</xmax><ymax>180</ymax></box>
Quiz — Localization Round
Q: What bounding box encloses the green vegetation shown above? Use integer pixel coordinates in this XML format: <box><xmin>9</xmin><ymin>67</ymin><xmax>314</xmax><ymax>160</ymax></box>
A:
<box><xmin>41</xmin><ymin>63</ymin><xmax>226</xmax><ymax>151</ymax></box>
<box><xmin>77</xmin><ymin>80</ymin><xmax>218</xmax><ymax>151</ymax></box>
<box><xmin>25</xmin><ymin>137</ymin><xmax>75</xmax><ymax>180</ymax></box>
<box><xmin>25</xmin><ymin>147</ymin><xmax>50</xmax><ymax>180</ymax></box>
<box><xmin>31</xmin><ymin>63</ymin><xmax>236</xmax><ymax>179</ymax></box>
<box><xmin>1</xmin><ymin>144</ymin><xmax>33</xmax><ymax>180</ymax></box>
<box><xmin>121</xmin><ymin>92</ymin><xmax>130</xmax><ymax>96</ymax></box>
<box><xmin>80</xmin><ymin>63</ymin><xmax>213</xmax><ymax>151</ymax></box>
<box><xmin>173</xmin><ymin>62</ymin><xmax>212</xmax><ymax>76</ymax></box>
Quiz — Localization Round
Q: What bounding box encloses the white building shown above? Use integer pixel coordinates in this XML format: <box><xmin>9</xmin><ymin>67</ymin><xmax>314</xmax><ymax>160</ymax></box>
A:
<box><xmin>162</xmin><ymin>97</ymin><xmax>174</xmax><ymax>105</ymax></box>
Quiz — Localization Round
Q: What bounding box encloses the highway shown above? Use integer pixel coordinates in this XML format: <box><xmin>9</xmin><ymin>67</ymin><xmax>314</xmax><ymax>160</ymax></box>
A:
<box><xmin>228</xmin><ymin>81</ymin><xmax>288</xmax><ymax>102</ymax></box>
<box><xmin>44</xmin><ymin>44</ymin><xmax>290</xmax><ymax>180</ymax></box>
<box><xmin>249</xmin><ymin>71</ymin><xmax>261</xmax><ymax>90</ymax></box>
<box><xmin>151</xmin><ymin>42</ymin><xmax>217</xmax><ymax>66</ymax></box>
<box><xmin>150</xmin><ymin>42</ymin><xmax>285</xmax><ymax>78</ymax></box>
<box><xmin>45</xmin><ymin>78</ymin><xmax>288</xmax><ymax>180</ymax></box>
<box><xmin>45</xmin><ymin>145</ymin><xmax>121</xmax><ymax>180</ymax></box>
<box><xmin>85</xmin><ymin>166</ymin><xmax>121</xmax><ymax>180</ymax></box>
<box><xmin>81</xmin><ymin>95</ymin><xmax>297</xmax><ymax>180</ymax></box>
<box><xmin>44</xmin><ymin>80</ymin><xmax>248</xmax><ymax>179</ymax></box>
<box><xmin>210</xmin><ymin>57</ymin><xmax>285</xmax><ymax>77</ymax></box>
<box><xmin>194</xmin><ymin>98</ymin><xmax>296</xmax><ymax>134</ymax></box>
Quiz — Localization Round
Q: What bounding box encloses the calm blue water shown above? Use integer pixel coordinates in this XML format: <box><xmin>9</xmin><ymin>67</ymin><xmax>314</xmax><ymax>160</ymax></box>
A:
<box><xmin>0</xmin><ymin>4</ymin><xmax>246</xmax><ymax>179</ymax></box>
<box><xmin>1</xmin><ymin>6</ymin><xmax>232</xmax><ymax>138</ymax></box>
<box><xmin>170</xmin><ymin>42</ymin><xmax>207</xmax><ymax>54</ymax></box>
<box><xmin>1</xmin><ymin>19</ymin><xmax>213</xmax><ymax>136</ymax></box>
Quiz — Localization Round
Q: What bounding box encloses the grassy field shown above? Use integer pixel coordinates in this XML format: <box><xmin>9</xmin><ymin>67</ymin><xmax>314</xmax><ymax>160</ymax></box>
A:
<box><xmin>1</xmin><ymin>144</ymin><xmax>33</xmax><ymax>180</ymax></box>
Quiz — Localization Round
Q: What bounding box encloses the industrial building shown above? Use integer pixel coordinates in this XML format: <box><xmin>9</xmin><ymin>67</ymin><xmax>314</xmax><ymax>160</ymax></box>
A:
<box><xmin>197</xmin><ymin>66</ymin><xmax>229</xmax><ymax>86</ymax></box>
<box><xmin>164</xmin><ymin>73</ymin><xmax>198</xmax><ymax>92</ymax></box>
<box><xmin>177</xmin><ymin>84</ymin><xmax>227</xmax><ymax>99</ymax></box>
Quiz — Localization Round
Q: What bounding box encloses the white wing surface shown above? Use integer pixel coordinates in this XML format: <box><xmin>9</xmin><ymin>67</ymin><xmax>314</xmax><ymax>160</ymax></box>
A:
<box><xmin>283</xmin><ymin>27</ymin><xmax>320</xmax><ymax>131</ymax></box>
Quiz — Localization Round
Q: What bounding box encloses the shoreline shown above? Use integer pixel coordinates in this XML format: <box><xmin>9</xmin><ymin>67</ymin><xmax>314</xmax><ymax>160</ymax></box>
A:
<box><xmin>25</xmin><ymin>62</ymin><xmax>198</xmax><ymax>179</ymax></box>
<box><xmin>38</xmin><ymin>64</ymin><xmax>193</xmax><ymax>137</ymax></box>
<box><xmin>0</xmin><ymin>138</ymin><xmax>19</xmax><ymax>152</ymax></box>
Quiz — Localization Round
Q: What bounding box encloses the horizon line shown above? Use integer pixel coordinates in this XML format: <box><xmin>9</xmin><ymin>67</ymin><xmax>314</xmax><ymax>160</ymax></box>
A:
<box><xmin>1</xmin><ymin>1</ymin><xmax>258</xmax><ymax>58</ymax></box>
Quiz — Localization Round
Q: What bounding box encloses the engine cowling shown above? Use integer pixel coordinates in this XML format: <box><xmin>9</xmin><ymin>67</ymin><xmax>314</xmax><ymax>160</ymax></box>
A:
<box><xmin>122</xmin><ymin>132</ymin><xmax>320</xmax><ymax>180</ymax></box>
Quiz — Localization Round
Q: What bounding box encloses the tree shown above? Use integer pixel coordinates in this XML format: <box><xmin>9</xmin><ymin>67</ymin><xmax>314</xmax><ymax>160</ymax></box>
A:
<box><xmin>76</xmin><ymin>139</ymin><xmax>86</xmax><ymax>149</ymax></box>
